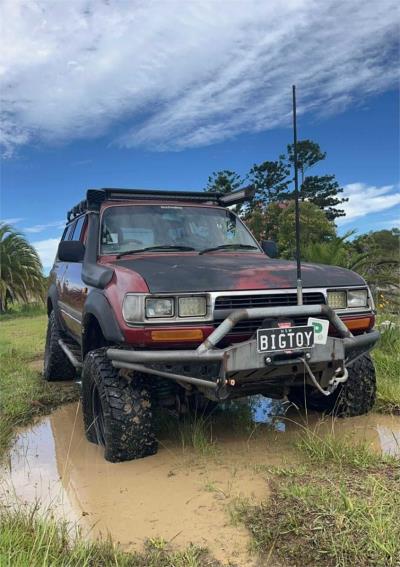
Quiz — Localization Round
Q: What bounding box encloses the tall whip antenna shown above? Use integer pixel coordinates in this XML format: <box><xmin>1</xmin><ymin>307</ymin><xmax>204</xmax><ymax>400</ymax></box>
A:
<box><xmin>292</xmin><ymin>85</ymin><xmax>303</xmax><ymax>306</ymax></box>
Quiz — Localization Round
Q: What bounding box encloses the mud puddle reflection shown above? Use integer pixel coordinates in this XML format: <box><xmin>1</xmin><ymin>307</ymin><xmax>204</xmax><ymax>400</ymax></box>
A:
<box><xmin>1</xmin><ymin>399</ymin><xmax>399</xmax><ymax>565</ymax></box>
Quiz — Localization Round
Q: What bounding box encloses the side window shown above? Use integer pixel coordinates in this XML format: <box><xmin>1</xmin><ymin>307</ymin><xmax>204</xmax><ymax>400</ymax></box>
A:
<box><xmin>61</xmin><ymin>225</ymin><xmax>69</xmax><ymax>241</ymax></box>
<box><xmin>71</xmin><ymin>216</ymin><xmax>85</xmax><ymax>241</ymax></box>
<box><xmin>57</xmin><ymin>222</ymin><xmax>74</xmax><ymax>262</ymax></box>
<box><xmin>63</xmin><ymin>222</ymin><xmax>75</xmax><ymax>241</ymax></box>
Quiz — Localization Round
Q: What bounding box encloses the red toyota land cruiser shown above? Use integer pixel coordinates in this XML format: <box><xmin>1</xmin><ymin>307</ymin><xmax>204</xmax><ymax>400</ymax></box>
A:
<box><xmin>44</xmin><ymin>188</ymin><xmax>379</xmax><ymax>462</ymax></box>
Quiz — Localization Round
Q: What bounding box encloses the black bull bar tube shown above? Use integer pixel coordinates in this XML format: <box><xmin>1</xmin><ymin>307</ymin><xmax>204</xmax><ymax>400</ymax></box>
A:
<box><xmin>107</xmin><ymin>305</ymin><xmax>380</xmax><ymax>394</ymax></box>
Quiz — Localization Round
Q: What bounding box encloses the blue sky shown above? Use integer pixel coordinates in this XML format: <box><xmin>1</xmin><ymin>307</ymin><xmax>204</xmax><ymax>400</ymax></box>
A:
<box><xmin>0</xmin><ymin>0</ymin><xmax>399</xmax><ymax>269</ymax></box>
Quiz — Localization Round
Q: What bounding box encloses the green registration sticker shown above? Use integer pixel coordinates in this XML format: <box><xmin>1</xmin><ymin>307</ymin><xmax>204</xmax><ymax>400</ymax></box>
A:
<box><xmin>308</xmin><ymin>317</ymin><xmax>329</xmax><ymax>345</ymax></box>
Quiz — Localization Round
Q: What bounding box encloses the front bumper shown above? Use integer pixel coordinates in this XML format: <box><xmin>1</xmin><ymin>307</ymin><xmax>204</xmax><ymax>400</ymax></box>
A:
<box><xmin>107</xmin><ymin>304</ymin><xmax>380</xmax><ymax>399</ymax></box>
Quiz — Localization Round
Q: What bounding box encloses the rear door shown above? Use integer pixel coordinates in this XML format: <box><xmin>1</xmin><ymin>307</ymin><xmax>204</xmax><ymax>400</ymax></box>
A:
<box><xmin>58</xmin><ymin>215</ymin><xmax>87</xmax><ymax>340</ymax></box>
<box><xmin>55</xmin><ymin>221</ymin><xmax>74</xmax><ymax>330</ymax></box>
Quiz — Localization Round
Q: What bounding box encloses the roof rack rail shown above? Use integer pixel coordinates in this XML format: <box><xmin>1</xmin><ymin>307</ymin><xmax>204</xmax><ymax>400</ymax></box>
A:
<box><xmin>66</xmin><ymin>186</ymin><xmax>255</xmax><ymax>222</ymax></box>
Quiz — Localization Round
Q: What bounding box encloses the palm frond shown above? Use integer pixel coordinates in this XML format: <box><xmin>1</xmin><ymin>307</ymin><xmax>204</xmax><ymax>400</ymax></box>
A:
<box><xmin>0</xmin><ymin>223</ymin><xmax>44</xmax><ymax>311</ymax></box>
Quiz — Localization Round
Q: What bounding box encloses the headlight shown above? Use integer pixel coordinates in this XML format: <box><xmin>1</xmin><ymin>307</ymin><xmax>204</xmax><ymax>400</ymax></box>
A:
<box><xmin>122</xmin><ymin>294</ymin><xmax>143</xmax><ymax>323</ymax></box>
<box><xmin>145</xmin><ymin>297</ymin><xmax>174</xmax><ymax>318</ymax></box>
<box><xmin>327</xmin><ymin>290</ymin><xmax>347</xmax><ymax>309</ymax></box>
<box><xmin>348</xmin><ymin>289</ymin><xmax>368</xmax><ymax>308</ymax></box>
<box><xmin>327</xmin><ymin>288</ymin><xmax>369</xmax><ymax>310</ymax></box>
<box><xmin>178</xmin><ymin>296</ymin><xmax>207</xmax><ymax>317</ymax></box>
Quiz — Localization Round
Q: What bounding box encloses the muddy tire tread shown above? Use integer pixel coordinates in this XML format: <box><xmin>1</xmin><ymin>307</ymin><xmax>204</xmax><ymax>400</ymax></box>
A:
<box><xmin>81</xmin><ymin>348</ymin><xmax>158</xmax><ymax>462</ymax></box>
<box><xmin>289</xmin><ymin>353</ymin><xmax>376</xmax><ymax>417</ymax></box>
<box><xmin>43</xmin><ymin>311</ymin><xmax>76</xmax><ymax>381</ymax></box>
<box><xmin>334</xmin><ymin>353</ymin><xmax>376</xmax><ymax>417</ymax></box>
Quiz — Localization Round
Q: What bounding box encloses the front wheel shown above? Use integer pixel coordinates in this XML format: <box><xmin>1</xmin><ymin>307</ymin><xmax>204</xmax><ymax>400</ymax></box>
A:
<box><xmin>81</xmin><ymin>348</ymin><xmax>158</xmax><ymax>462</ymax></box>
<box><xmin>289</xmin><ymin>353</ymin><xmax>376</xmax><ymax>417</ymax></box>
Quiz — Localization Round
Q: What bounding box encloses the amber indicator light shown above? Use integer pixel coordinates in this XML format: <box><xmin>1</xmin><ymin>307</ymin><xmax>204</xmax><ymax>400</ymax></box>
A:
<box><xmin>151</xmin><ymin>329</ymin><xmax>204</xmax><ymax>341</ymax></box>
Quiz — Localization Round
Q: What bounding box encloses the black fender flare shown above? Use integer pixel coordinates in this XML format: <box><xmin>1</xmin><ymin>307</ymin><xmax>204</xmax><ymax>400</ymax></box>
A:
<box><xmin>83</xmin><ymin>290</ymin><xmax>124</xmax><ymax>345</ymax></box>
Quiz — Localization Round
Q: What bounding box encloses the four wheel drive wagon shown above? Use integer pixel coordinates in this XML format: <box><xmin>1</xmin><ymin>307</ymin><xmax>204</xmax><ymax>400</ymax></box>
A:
<box><xmin>44</xmin><ymin>187</ymin><xmax>380</xmax><ymax>462</ymax></box>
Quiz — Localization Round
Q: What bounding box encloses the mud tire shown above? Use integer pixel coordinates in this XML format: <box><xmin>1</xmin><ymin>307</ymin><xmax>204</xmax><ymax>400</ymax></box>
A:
<box><xmin>289</xmin><ymin>353</ymin><xmax>376</xmax><ymax>417</ymax></box>
<box><xmin>81</xmin><ymin>348</ymin><xmax>158</xmax><ymax>462</ymax></box>
<box><xmin>43</xmin><ymin>311</ymin><xmax>76</xmax><ymax>381</ymax></box>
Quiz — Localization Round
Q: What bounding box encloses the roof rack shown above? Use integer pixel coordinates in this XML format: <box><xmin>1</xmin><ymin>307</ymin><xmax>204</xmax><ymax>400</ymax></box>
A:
<box><xmin>66</xmin><ymin>186</ymin><xmax>255</xmax><ymax>222</ymax></box>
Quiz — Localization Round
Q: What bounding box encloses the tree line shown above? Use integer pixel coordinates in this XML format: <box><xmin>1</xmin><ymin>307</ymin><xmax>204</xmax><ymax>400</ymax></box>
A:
<box><xmin>206</xmin><ymin>139</ymin><xmax>348</xmax><ymax>221</ymax></box>
<box><xmin>205</xmin><ymin>139</ymin><xmax>399</xmax><ymax>307</ymax></box>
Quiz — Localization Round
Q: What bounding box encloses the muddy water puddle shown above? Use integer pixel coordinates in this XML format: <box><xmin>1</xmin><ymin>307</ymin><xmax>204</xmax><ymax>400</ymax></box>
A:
<box><xmin>1</xmin><ymin>400</ymin><xmax>399</xmax><ymax>565</ymax></box>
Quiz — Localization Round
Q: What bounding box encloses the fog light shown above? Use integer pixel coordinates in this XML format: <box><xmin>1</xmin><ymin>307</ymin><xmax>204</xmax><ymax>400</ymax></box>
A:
<box><xmin>178</xmin><ymin>296</ymin><xmax>207</xmax><ymax>317</ymax></box>
<box><xmin>327</xmin><ymin>290</ymin><xmax>347</xmax><ymax>309</ymax></box>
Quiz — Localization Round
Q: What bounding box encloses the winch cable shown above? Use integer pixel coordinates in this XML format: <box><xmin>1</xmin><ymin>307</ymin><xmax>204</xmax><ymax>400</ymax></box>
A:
<box><xmin>300</xmin><ymin>357</ymin><xmax>349</xmax><ymax>397</ymax></box>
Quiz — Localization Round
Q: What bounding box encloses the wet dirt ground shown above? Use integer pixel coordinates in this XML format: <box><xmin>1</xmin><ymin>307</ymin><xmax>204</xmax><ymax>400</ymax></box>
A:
<box><xmin>1</xmin><ymin>397</ymin><xmax>399</xmax><ymax>565</ymax></box>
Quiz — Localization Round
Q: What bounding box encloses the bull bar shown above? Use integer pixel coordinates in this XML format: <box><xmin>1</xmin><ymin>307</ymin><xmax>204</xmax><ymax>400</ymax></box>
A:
<box><xmin>107</xmin><ymin>304</ymin><xmax>380</xmax><ymax>398</ymax></box>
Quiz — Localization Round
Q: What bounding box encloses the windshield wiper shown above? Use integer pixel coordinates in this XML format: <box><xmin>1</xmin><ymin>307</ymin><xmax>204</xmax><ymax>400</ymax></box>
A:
<box><xmin>116</xmin><ymin>245</ymin><xmax>196</xmax><ymax>259</ymax></box>
<box><xmin>199</xmin><ymin>244</ymin><xmax>258</xmax><ymax>255</ymax></box>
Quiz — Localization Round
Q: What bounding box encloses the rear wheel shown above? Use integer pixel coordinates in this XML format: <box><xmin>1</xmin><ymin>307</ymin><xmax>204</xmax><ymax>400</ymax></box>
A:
<box><xmin>289</xmin><ymin>353</ymin><xmax>376</xmax><ymax>417</ymax></box>
<box><xmin>43</xmin><ymin>311</ymin><xmax>76</xmax><ymax>381</ymax></box>
<box><xmin>81</xmin><ymin>348</ymin><xmax>158</xmax><ymax>462</ymax></box>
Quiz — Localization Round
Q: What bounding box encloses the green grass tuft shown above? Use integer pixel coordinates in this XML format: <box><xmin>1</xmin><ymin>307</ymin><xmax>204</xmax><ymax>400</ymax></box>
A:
<box><xmin>179</xmin><ymin>414</ymin><xmax>217</xmax><ymax>456</ymax></box>
<box><xmin>241</xmin><ymin>468</ymin><xmax>400</xmax><ymax>567</ymax></box>
<box><xmin>0</xmin><ymin>505</ymin><xmax>218</xmax><ymax>567</ymax></box>
<box><xmin>296</xmin><ymin>428</ymin><xmax>398</xmax><ymax>470</ymax></box>
<box><xmin>0</xmin><ymin>314</ymin><xmax>79</xmax><ymax>457</ymax></box>
<box><xmin>374</xmin><ymin>315</ymin><xmax>400</xmax><ymax>415</ymax></box>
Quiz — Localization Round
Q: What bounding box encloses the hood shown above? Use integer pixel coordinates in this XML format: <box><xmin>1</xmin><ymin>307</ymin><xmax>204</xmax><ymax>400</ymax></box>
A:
<box><xmin>114</xmin><ymin>253</ymin><xmax>366</xmax><ymax>294</ymax></box>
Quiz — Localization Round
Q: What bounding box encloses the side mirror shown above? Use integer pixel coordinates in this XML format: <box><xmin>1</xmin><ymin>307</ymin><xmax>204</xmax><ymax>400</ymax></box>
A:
<box><xmin>260</xmin><ymin>240</ymin><xmax>278</xmax><ymax>258</ymax></box>
<box><xmin>58</xmin><ymin>241</ymin><xmax>85</xmax><ymax>263</ymax></box>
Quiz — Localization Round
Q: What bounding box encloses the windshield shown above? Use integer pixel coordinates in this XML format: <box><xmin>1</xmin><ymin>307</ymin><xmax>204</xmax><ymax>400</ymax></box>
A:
<box><xmin>100</xmin><ymin>205</ymin><xmax>260</xmax><ymax>255</ymax></box>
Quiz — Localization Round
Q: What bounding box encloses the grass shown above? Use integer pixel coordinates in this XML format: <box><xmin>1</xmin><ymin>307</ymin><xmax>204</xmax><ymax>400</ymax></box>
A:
<box><xmin>296</xmin><ymin>428</ymin><xmax>398</xmax><ymax>470</ymax></box>
<box><xmin>179</xmin><ymin>414</ymin><xmax>217</xmax><ymax>456</ymax></box>
<box><xmin>157</xmin><ymin>411</ymin><xmax>218</xmax><ymax>457</ymax></box>
<box><xmin>242</xmin><ymin>469</ymin><xmax>400</xmax><ymax>567</ymax></box>
<box><xmin>373</xmin><ymin>314</ymin><xmax>400</xmax><ymax>414</ymax></box>
<box><xmin>0</xmin><ymin>313</ymin><xmax>79</xmax><ymax>457</ymax></box>
<box><xmin>0</xmin><ymin>505</ymin><xmax>219</xmax><ymax>567</ymax></box>
<box><xmin>238</xmin><ymin>429</ymin><xmax>400</xmax><ymax>567</ymax></box>
<box><xmin>0</xmin><ymin>302</ymin><xmax>46</xmax><ymax>321</ymax></box>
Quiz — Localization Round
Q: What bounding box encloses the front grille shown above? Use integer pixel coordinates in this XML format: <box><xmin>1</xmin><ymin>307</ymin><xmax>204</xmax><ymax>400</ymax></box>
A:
<box><xmin>221</xmin><ymin>316</ymin><xmax>314</xmax><ymax>336</ymax></box>
<box><xmin>214</xmin><ymin>292</ymin><xmax>326</xmax><ymax>337</ymax></box>
<box><xmin>214</xmin><ymin>291</ymin><xmax>325</xmax><ymax>311</ymax></box>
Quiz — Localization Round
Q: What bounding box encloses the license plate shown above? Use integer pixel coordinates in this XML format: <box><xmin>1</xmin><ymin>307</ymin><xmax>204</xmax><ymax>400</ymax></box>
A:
<box><xmin>257</xmin><ymin>325</ymin><xmax>314</xmax><ymax>353</ymax></box>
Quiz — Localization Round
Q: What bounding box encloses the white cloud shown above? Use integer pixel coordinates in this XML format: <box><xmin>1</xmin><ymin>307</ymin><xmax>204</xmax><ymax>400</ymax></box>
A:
<box><xmin>32</xmin><ymin>238</ymin><xmax>59</xmax><ymax>268</ymax></box>
<box><xmin>24</xmin><ymin>220</ymin><xmax>65</xmax><ymax>234</ymax></box>
<box><xmin>338</xmin><ymin>183</ymin><xmax>400</xmax><ymax>223</ymax></box>
<box><xmin>0</xmin><ymin>0</ymin><xmax>398</xmax><ymax>156</ymax></box>
<box><xmin>0</xmin><ymin>217</ymin><xmax>24</xmax><ymax>225</ymax></box>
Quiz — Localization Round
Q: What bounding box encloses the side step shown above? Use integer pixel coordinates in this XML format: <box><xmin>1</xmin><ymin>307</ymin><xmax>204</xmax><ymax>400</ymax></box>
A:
<box><xmin>58</xmin><ymin>338</ymin><xmax>83</xmax><ymax>369</ymax></box>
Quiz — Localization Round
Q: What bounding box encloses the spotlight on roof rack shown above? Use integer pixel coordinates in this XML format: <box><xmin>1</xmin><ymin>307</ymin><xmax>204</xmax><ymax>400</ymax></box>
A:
<box><xmin>219</xmin><ymin>185</ymin><xmax>256</xmax><ymax>206</ymax></box>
